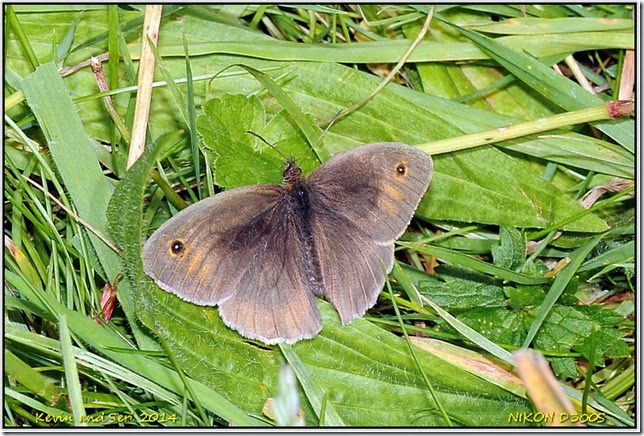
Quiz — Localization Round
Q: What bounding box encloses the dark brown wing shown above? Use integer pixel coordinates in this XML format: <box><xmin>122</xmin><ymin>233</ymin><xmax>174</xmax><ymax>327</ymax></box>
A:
<box><xmin>306</xmin><ymin>142</ymin><xmax>433</xmax><ymax>244</ymax></box>
<box><xmin>308</xmin><ymin>209</ymin><xmax>393</xmax><ymax>324</ymax></box>
<box><xmin>217</xmin><ymin>211</ymin><xmax>322</xmax><ymax>344</ymax></box>
<box><xmin>142</xmin><ymin>185</ymin><xmax>322</xmax><ymax>343</ymax></box>
<box><xmin>306</xmin><ymin>143</ymin><xmax>433</xmax><ymax>323</ymax></box>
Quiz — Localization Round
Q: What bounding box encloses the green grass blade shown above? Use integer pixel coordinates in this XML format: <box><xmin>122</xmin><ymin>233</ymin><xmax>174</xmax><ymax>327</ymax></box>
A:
<box><xmin>279</xmin><ymin>345</ymin><xmax>345</xmax><ymax>426</ymax></box>
<box><xmin>5</xmin><ymin>388</ymin><xmax>74</xmax><ymax>426</ymax></box>
<box><xmin>4</xmin><ymin>350</ymin><xmax>64</xmax><ymax>408</ymax></box>
<box><xmin>6</xmin><ymin>5</ymin><xmax>40</xmax><ymax>69</ymax></box>
<box><xmin>183</xmin><ymin>34</ymin><xmax>202</xmax><ymax>199</ymax></box>
<box><xmin>5</xmin><ymin>323</ymin><xmax>188</xmax><ymax>421</ymax></box>
<box><xmin>157</xmin><ymin>335</ymin><xmax>211</xmax><ymax>425</ymax></box>
<box><xmin>133</xmin><ymin>33</ymin><xmax>633</xmax><ymax>64</ymax></box>
<box><xmin>20</xmin><ymin>62</ymin><xmax>120</xmax><ymax>279</ymax></box>
<box><xmin>58</xmin><ymin>314</ymin><xmax>87</xmax><ymax>426</ymax></box>
<box><xmin>470</xmin><ymin>17</ymin><xmax>633</xmax><ymax>34</ymax></box>
<box><xmin>522</xmin><ymin>234</ymin><xmax>604</xmax><ymax>348</ymax></box>
<box><xmin>577</xmin><ymin>241</ymin><xmax>634</xmax><ymax>273</ymax></box>
<box><xmin>440</xmin><ymin>17</ymin><xmax>634</xmax><ymax>152</ymax></box>
<box><xmin>401</xmin><ymin>244</ymin><xmax>550</xmax><ymax>285</ymax></box>
<box><xmin>421</xmin><ymin>297</ymin><xmax>515</xmax><ymax>366</ymax></box>
<box><xmin>387</xmin><ymin>278</ymin><xmax>452</xmax><ymax>426</ymax></box>
<box><xmin>148</xmin><ymin>39</ymin><xmax>189</xmax><ymax>126</ymax></box>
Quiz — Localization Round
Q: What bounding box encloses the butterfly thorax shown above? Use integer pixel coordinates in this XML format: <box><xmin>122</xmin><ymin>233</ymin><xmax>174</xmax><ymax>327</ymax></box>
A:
<box><xmin>282</xmin><ymin>158</ymin><xmax>303</xmax><ymax>189</ymax></box>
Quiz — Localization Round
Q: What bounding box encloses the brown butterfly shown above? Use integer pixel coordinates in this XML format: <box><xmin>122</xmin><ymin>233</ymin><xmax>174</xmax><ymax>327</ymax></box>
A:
<box><xmin>143</xmin><ymin>142</ymin><xmax>433</xmax><ymax>344</ymax></box>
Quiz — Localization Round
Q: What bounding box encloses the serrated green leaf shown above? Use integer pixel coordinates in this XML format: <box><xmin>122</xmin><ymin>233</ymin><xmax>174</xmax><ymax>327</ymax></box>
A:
<box><xmin>234</xmin><ymin>65</ymin><xmax>328</xmax><ymax>161</ymax></box>
<box><xmin>196</xmin><ymin>94</ymin><xmax>318</xmax><ymax>190</ymax></box>
<box><xmin>549</xmin><ymin>357</ymin><xmax>578</xmax><ymax>380</ymax></box>
<box><xmin>417</xmin><ymin>266</ymin><xmax>506</xmax><ymax>310</ymax></box>
<box><xmin>530</xmin><ymin>303</ymin><xmax>628</xmax><ymax>377</ymax></box>
<box><xmin>534</xmin><ymin>306</ymin><xmax>595</xmax><ymax>349</ymax></box>
<box><xmin>491</xmin><ymin>227</ymin><xmax>525</xmax><ymax>271</ymax></box>
<box><xmin>531</xmin><ymin>305</ymin><xmax>595</xmax><ymax>379</ymax></box>
<box><xmin>197</xmin><ymin>94</ymin><xmax>281</xmax><ymax>188</ymax></box>
<box><xmin>573</xmin><ymin>329</ymin><xmax>629</xmax><ymax>365</ymax></box>
<box><xmin>506</xmin><ymin>285</ymin><xmax>546</xmax><ymax>310</ymax></box>
<box><xmin>456</xmin><ymin>308</ymin><xmax>527</xmax><ymax>348</ymax></box>
<box><xmin>523</xmin><ymin>234</ymin><xmax>603</xmax><ymax>348</ymax></box>
<box><xmin>578</xmin><ymin>305</ymin><xmax>629</xmax><ymax>328</ymax></box>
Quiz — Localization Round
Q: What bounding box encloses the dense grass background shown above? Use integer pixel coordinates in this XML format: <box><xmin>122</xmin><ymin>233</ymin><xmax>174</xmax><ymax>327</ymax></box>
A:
<box><xmin>4</xmin><ymin>4</ymin><xmax>635</xmax><ymax>427</ymax></box>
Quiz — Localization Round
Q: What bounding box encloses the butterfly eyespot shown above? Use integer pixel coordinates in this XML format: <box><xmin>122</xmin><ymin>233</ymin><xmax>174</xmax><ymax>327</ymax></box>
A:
<box><xmin>394</xmin><ymin>162</ymin><xmax>408</xmax><ymax>177</ymax></box>
<box><xmin>169</xmin><ymin>240</ymin><xmax>186</xmax><ymax>256</ymax></box>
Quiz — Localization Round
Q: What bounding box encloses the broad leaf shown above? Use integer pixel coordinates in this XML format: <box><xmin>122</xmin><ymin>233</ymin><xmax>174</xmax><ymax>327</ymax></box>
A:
<box><xmin>106</xmin><ymin>111</ymin><xmax>534</xmax><ymax>426</ymax></box>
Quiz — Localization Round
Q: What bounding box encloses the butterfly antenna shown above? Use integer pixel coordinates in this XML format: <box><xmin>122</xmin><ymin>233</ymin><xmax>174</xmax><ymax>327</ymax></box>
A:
<box><xmin>316</xmin><ymin>110</ymin><xmax>341</xmax><ymax>146</ymax></box>
<box><xmin>318</xmin><ymin>8</ymin><xmax>434</xmax><ymax>128</ymax></box>
<box><xmin>246</xmin><ymin>130</ymin><xmax>289</xmax><ymax>161</ymax></box>
<box><xmin>300</xmin><ymin>109</ymin><xmax>342</xmax><ymax>163</ymax></box>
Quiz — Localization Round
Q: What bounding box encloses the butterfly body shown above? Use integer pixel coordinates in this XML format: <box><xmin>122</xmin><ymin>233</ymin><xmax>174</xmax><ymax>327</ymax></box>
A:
<box><xmin>143</xmin><ymin>142</ymin><xmax>433</xmax><ymax>344</ymax></box>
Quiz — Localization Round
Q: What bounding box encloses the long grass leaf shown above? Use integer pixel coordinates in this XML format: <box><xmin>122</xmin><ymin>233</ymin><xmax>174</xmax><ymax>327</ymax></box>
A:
<box><xmin>440</xmin><ymin>18</ymin><xmax>634</xmax><ymax>152</ymax></box>
<box><xmin>279</xmin><ymin>345</ymin><xmax>345</xmax><ymax>426</ymax></box>
<box><xmin>387</xmin><ymin>275</ymin><xmax>452</xmax><ymax>426</ymax></box>
<box><xmin>522</xmin><ymin>234</ymin><xmax>604</xmax><ymax>348</ymax></box>
<box><xmin>129</xmin><ymin>33</ymin><xmax>633</xmax><ymax>63</ymax></box>
<box><xmin>58</xmin><ymin>315</ymin><xmax>87</xmax><ymax>425</ymax></box>
<box><xmin>421</xmin><ymin>296</ymin><xmax>515</xmax><ymax>365</ymax></box>
<box><xmin>4</xmin><ymin>350</ymin><xmax>63</xmax><ymax>407</ymax></box>
<box><xmin>401</xmin><ymin>244</ymin><xmax>550</xmax><ymax>285</ymax></box>
<box><xmin>20</xmin><ymin>62</ymin><xmax>120</xmax><ymax>279</ymax></box>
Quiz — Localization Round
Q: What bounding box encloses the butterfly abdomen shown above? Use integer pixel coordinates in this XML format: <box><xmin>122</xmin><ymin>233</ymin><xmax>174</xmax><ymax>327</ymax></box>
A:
<box><xmin>287</xmin><ymin>182</ymin><xmax>326</xmax><ymax>298</ymax></box>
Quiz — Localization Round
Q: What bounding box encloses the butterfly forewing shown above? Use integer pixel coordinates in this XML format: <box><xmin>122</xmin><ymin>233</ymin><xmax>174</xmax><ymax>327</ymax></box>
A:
<box><xmin>306</xmin><ymin>143</ymin><xmax>433</xmax><ymax>244</ymax></box>
<box><xmin>143</xmin><ymin>186</ymin><xmax>283</xmax><ymax>304</ymax></box>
